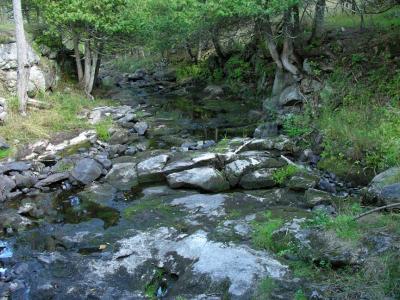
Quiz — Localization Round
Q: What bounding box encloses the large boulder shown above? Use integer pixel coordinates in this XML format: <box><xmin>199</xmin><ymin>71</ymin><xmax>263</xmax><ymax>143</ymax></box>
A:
<box><xmin>239</xmin><ymin>168</ymin><xmax>276</xmax><ymax>190</ymax></box>
<box><xmin>287</xmin><ymin>174</ymin><xmax>318</xmax><ymax>191</ymax></box>
<box><xmin>104</xmin><ymin>163</ymin><xmax>138</xmax><ymax>191</ymax></box>
<box><xmin>137</xmin><ymin>154</ymin><xmax>169</xmax><ymax>183</ymax></box>
<box><xmin>278</xmin><ymin>85</ymin><xmax>304</xmax><ymax>107</ymax></box>
<box><xmin>304</xmin><ymin>188</ymin><xmax>333</xmax><ymax>208</ymax></box>
<box><xmin>0</xmin><ymin>42</ymin><xmax>55</xmax><ymax>96</ymax></box>
<box><xmin>224</xmin><ymin>155</ymin><xmax>285</xmax><ymax>187</ymax></box>
<box><xmin>167</xmin><ymin>167</ymin><xmax>230</xmax><ymax>192</ymax></box>
<box><xmin>71</xmin><ymin>158</ymin><xmax>103</xmax><ymax>185</ymax></box>
<box><xmin>163</xmin><ymin>152</ymin><xmax>219</xmax><ymax>175</ymax></box>
<box><xmin>367</xmin><ymin>167</ymin><xmax>400</xmax><ymax>205</ymax></box>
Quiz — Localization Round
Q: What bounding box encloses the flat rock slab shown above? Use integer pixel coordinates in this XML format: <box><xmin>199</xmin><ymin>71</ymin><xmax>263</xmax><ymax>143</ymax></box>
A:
<box><xmin>89</xmin><ymin>227</ymin><xmax>287</xmax><ymax>298</ymax></box>
<box><xmin>171</xmin><ymin>194</ymin><xmax>226</xmax><ymax>217</ymax></box>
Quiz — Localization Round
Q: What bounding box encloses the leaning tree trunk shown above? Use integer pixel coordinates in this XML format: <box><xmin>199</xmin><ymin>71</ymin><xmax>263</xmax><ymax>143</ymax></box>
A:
<box><xmin>310</xmin><ymin>0</ymin><xmax>326</xmax><ymax>42</ymax></box>
<box><xmin>263</xmin><ymin>10</ymin><xmax>301</xmax><ymax>111</ymax></box>
<box><xmin>13</xmin><ymin>0</ymin><xmax>29</xmax><ymax>115</ymax></box>
<box><xmin>83</xmin><ymin>39</ymin><xmax>100</xmax><ymax>99</ymax></box>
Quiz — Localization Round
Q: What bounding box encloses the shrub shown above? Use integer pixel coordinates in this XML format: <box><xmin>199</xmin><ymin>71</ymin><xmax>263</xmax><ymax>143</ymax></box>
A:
<box><xmin>272</xmin><ymin>165</ymin><xmax>299</xmax><ymax>185</ymax></box>
<box><xmin>176</xmin><ymin>62</ymin><xmax>211</xmax><ymax>82</ymax></box>
<box><xmin>225</xmin><ymin>55</ymin><xmax>252</xmax><ymax>83</ymax></box>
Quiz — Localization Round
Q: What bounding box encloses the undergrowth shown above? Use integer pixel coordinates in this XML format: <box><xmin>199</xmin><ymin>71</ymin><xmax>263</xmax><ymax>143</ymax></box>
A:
<box><xmin>0</xmin><ymin>84</ymin><xmax>113</xmax><ymax>147</ymax></box>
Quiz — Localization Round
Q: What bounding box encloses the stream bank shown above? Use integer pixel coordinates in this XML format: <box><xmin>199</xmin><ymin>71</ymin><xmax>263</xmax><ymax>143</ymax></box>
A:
<box><xmin>0</xmin><ymin>70</ymin><xmax>399</xmax><ymax>300</ymax></box>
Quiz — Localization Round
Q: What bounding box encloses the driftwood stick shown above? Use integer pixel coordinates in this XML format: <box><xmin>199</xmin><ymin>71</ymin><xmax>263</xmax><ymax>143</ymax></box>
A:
<box><xmin>234</xmin><ymin>138</ymin><xmax>255</xmax><ymax>154</ymax></box>
<box><xmin>353</xmin><ymin>203</ymin><xmax>400</xmax><ymax>221</ymax></box>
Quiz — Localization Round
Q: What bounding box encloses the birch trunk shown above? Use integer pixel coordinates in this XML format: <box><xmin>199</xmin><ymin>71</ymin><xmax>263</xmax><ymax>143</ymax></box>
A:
<box><xmin>13</xmin><ymin>0</ymin><xmax>29</xmax><ymax>115</ymax></box>
<box><xmin>72</xmin><ymin>31</ymin><xmax>84</xmax><ymax>83</ymax></box>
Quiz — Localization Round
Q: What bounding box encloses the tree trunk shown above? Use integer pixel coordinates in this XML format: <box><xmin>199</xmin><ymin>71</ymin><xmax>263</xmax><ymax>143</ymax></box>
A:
<box><xmin>72</xmin><ymin>31</ymin><xmax>84</xmax><ymax>83</ymax></box>
<box><xmin>264</xmin><ymin>18</ymin><xmax>283</xmax><ymax>70</ymax></box>
<box><xmin>83</xmin><ymin>40</ymin><xmax>93</xmax><ymax>98</ymax></box>
<box><xmin>310</xmin><ymin>0</ymin><xmax>326</xmax><ymax>41</ymax></box>
<box><xmin>185</xmin><ymin>41</ymin><xmax>197</xmax><ymax>63</ymax></box>
<box><xmin>83</xmin><ymin>40</ymin><xmax>99</xmax><ymax>99</ymax></box>
<box><xmin>13</xmin><ymin>0</ymin><xmax>29</xmax><ymax>115</ymax></box>
<box><xmin>196</xmin><ymin>39</ymin><xmax>203</xmax><ymax>63</ymax></box>
<box><xmin>212</xmin><ymin>27</ymin><xmax>226</xmax><ymax>66</ymax></box>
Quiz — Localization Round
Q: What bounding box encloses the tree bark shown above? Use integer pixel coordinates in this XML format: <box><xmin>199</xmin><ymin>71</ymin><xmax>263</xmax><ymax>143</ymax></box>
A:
<box><xmin>212</xmin><ymin>27</ymin><xmax>226</xmax><ymax>66</ymax></box>
<box><xmin>83</xmin><ymin>39</ymin><xmax>100</xmax><ymax>99</ymax></box>
<box><xmin>13</xmin><ymin>0</ymin><xmax>29</xmax><ymax>115</ymax></box>
<box><xmin>83</xmin><ymin>40</ymin><xmax>93</xmax><ymax>98</ymax></box>
<box><xmin>264</xmin><ymin>19</ymin><xmax>283</xmax><ymax>70</ymax></box>
<box><xmin>72</xmin><ymin>31</ymin><xmax>84</xmax><ymax>83</ymax></box>
<box><xmin>196</xmin><ymin>39</ymin><xmax>203</xmax><ymax>63</ymax></box>
<box><xmin>310</xmin><ymin>0</ymin><xmax>326</xmax><ymax>41</ymax></box>
<box><xmin>185</xmin><ymin>41</ymin><xmax>197</xmax><ymax>63</ymax></box>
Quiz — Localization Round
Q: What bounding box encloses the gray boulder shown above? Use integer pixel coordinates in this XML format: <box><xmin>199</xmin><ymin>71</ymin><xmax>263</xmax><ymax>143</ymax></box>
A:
<box><xmin>279</xmin><ymin>85</ymin><xmax>304</xmax><ymax>107</ymax></box>
<box><xmin>134</xmin><ymin>121</ymin><xmax>149</xmax><ymax>136</ymax></box>
<box><xmin>0</xmin><ymin>161</ymin><xmax>31</xmax><ymax>174</ymax></box>
<box><xmin>305</xmin><ymin>188</ymin><xmax>333</xmax><ymax>208</ymax></box>
<box><xmin>224</xmin><ymin>155</ymin><xmax>285</xmax><ymax>187</ymax></box>
<box><xmin>0</xmin><ymin>209</ymin><xmax>32</xmax><ymax>233</ymax></box>
<box><xmin>239</xmin><ymin>168</ymin><xmax>276</xmax><ymax>190</ymax></box>
<box><xmin>35</xmin><ymin>172</ymin><xmax>69</xmax><ymax>188</ymax></box>
<box><xmin>104</xmin><ymin>163</ymin><xmax>138</xmax><ymax>191</ymax></box>
<box><xmin>287</xmin><ymin>174</ymin><xmax>318</xmax><ymax>191</ymax></box>
<box><xmin>367</xmin><ymin>167</ymin><xmax>400</xmax><ymax>205</ymax></box>
<box><xmin>13</xmin><ymin>172</ymin><xmax>38</xmax><ymax>189</ymax></box>
<box><xmin>71</xmin><ymin>158</ymin><xmax>103</xmax><ymax>185</ymax></box>
<box><xmin>0</xmin><ymin>175</ymin><xmax>16</xmax><ymax>201</ymax></box>
<box><xmin>163</xmin><ymin>152</ymin><xmax>219</xmax><ymax>175</ymax></box>
<box><xmin>167</xmin><ymin>167</ymin><xmax>230</xmax><ymax>192</ymax></box>
<box><xmin>137</xmin><ymin>154</ymin><xmax>169</xmax><ymax>183</ymax></box>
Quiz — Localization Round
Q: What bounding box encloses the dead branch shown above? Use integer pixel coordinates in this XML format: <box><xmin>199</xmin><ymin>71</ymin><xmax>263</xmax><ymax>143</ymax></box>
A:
<box><xmin>353</xmin><ymin>203</ymin><xmax>400</xmax><ymax>220</ymax></box>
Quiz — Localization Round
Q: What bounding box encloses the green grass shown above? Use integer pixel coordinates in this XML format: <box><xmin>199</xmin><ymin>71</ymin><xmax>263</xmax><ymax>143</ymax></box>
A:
<box><xmin>252</xmin><ymin>211</ymin><xmax>284</xmax><ymax>251</ymax></box>
<box><xmin>94</xmin><ymin>118</ymin><xmax>113</xmax><ymax>142</ymax></box>
<box><xmin>176</xmin><ymin>61</ymin><xmax>211</xmax><ymax>82</ymax></box>
<box><xmin>212</xmin><ymin>137</ymin><xmax>230</xmax><ymax>152</ymax></box>
<box><xmin>253</xmin><ymin>277</ymin><xmax>276</xmax><ymax>299</ymax></box>
<box><xmin>0</xmin><ymin>85</ymin><xmax>113</xmax><ymax>149</ymax></box>
<box><xmin>325</xmin><ymin>7</ymin><xmax>400</xmax><ymax>29</ymax></box>
<box><xmin>123</xmin><ymin>198</ymin><xmax>176</xmax><ymax>219</ymax></box>
<box><xmin>272</xmin><ymin>165</ymin><xmax>299</xmax><ymax>185</ymax></box>
<box><xmin>314</xmin><ymin>53</ymin><xmax>400</xmax><ymax>177</ymax></box>
<box><xmin>0</xmin><ymin>148</ymin><xmax>13</xmax><ymax>160</ymax></box>
<box><xmin>294</xmin><ymin>289</ymin><xmax>307</xmax><ymax>300</ymax></box>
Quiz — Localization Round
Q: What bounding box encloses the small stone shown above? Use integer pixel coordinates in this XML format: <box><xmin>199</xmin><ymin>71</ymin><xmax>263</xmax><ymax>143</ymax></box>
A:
<box><xmin>0</xmin><ymin>137</ymin><xmax>9</xmax><ymax>150</ymax></box>
<box><xmin>134</xmin><ymin>121</ymin><xmax>149</xmax><ymax>135</ymax></box>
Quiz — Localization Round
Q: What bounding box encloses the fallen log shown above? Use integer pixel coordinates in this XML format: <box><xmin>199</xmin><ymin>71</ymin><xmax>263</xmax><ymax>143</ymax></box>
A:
<box><xmin>27</xmin><ymin>98</ymin><xmax>51</xmax><ymax>110</ymax></box>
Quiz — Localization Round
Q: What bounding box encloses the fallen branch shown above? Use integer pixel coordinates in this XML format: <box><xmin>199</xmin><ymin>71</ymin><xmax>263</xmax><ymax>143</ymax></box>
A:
<box><xmin>353</xmin><ymin>203</ymin><xmax>400</xmax><ymax>221</ymax></box>
<box><xmin>27</xmin><ymin>98</ymin><xmax>51</xmax><ymax>110</ymax></box>
<box><xmin>234</xmin><ymin>138</ymin><xmax>255</xmax><ymax>155</ymax></box>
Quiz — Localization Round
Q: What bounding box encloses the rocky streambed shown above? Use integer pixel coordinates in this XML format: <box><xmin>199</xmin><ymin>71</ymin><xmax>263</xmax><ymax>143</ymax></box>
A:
<box><xmin>0</xmin><ymin>74</ymin><xmax>399</xmax><ymax>299</ymax></box>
